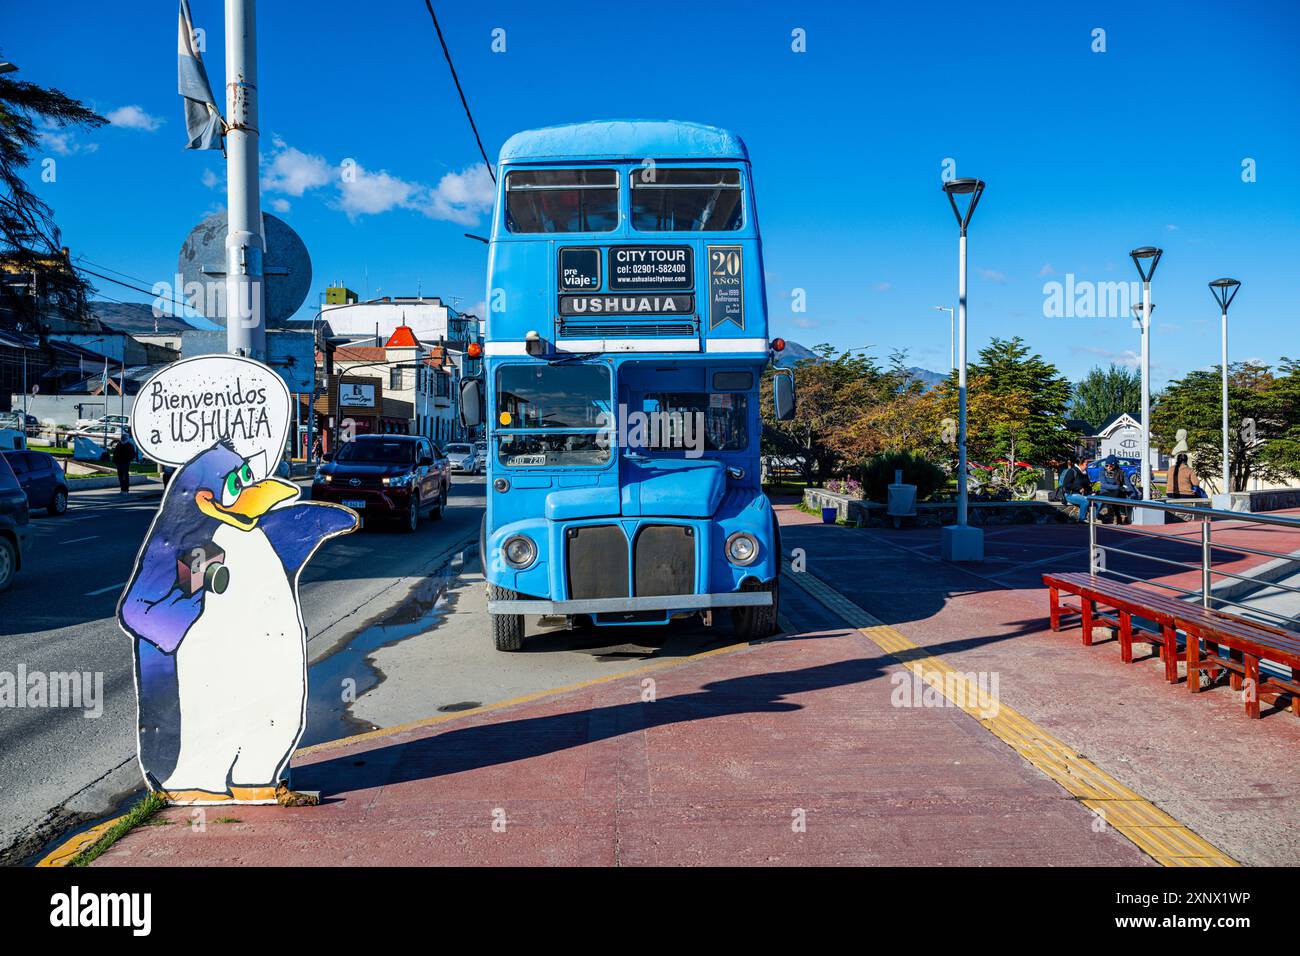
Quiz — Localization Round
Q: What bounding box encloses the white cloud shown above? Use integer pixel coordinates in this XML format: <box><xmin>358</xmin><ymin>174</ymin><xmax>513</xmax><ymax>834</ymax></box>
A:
<box><xmin>201</xmin><ymin>168</ymin><xmax>220</xmax><ymax>189</ymax></box>
<box><xmin>979</xmin><ymin>268</ymin><xmax>1007</xmax><ymax>284</ymax></box>
<box><xmin>1070</xmin><ymin>345</ymin><xmax>1140</xmax><ymax>368</ymax></box>
<box><xmin>269</xmin><ymin>197</ymin><xmax>291</xmax><ymax>213</ymax></box>
<box><xmin>338</xmin><ymin>165</ymin><xmax>420</xmax><ymax>217</ymax></box>
<box><xmin>417</xmin><ymin>164</ymin><xmax>495</xmax><ymax>226</ymax></box>
<box><xmin>260</xmin><ymin>137</ymin><xmax>495</xmax><ymax>226</ymax></box>
<box><xmin>261</xmin><ymin>137</ymin><xmax>332</xmax><ymax>196</ymax></box>
<box><xmin>38</xmin><ymin>118</ymin><xmax>97</xmax><ymax>156</ymax></box>
<box><xmin>106</xmin><ymin>105</ymin><xmax>163</xmax><ymax>132</ymax></box>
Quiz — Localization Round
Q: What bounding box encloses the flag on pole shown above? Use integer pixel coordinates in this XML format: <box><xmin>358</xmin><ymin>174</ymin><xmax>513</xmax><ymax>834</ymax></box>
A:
<box><xmin>100</xmin><ymin>358</ymin><xmax>108</xmax><ymax>395</ymax></box>
<box><xmin>178</xmin><ymin>0</ymin><xmax>225</xmax><ymax>150</ymax></box>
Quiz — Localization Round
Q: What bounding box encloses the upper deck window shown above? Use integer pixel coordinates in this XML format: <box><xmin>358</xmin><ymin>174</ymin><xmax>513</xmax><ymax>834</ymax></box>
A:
<box><xmin>505</xmin><ymin>169</ymin><xmax>618</xmax><ymax>233</ymax></box>
<box><xmin>631</xmin><ymin>168</ymin><xmax>743</xmax><ymax>232</ymax></box>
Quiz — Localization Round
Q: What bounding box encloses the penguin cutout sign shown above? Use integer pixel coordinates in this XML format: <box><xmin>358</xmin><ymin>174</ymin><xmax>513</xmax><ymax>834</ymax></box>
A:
<box><xmin>119</xmin><ymin>355</ymin><xmax>358</xmax><ymax>805</ymax></box>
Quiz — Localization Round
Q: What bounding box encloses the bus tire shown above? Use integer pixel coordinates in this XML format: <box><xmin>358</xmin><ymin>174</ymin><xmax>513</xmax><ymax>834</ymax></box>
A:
<box><xmin>732</xmin><ymin>578</ymin><xmax>779</xmax><ymax>641</ymax></box>
<box><xmin>489</xmin><ymin>584</ymin><xmax>524</xmax><ymax>651</ymax></box>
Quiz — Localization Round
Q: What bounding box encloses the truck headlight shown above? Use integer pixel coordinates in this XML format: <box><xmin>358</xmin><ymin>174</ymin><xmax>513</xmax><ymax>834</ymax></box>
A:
<box><xmin>384</xmin><ymin>473</ymin><xmax>414</xmax><ymax>487</ymax></box>
<box><xmin>502</xmin><ymin>534</ymin><xmax>537</xmax><ymax>569</ymax></box>
<box><xmin>725</xmin><ymin>532</ymin><xmax>759</xmax><ymax>566</ymax></box>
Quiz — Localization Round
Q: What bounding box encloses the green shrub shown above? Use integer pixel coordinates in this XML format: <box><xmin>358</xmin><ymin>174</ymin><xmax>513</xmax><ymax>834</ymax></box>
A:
<box><xmin>860</xmin><ymin>452</ymin><xmax>947</xmax><ymax>503</ymax></box>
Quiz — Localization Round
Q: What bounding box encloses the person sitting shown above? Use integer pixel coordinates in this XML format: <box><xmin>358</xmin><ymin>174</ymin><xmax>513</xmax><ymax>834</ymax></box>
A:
<box><xmin>1058</xmin><ymin>454</ymin><xmax>1094</xmax><ymax>521</ymax></box>
<box><xmin>1098</xmin><ymin>455</ymin><xmax>1138</xmax><ymax>524</ymax></box>
<box><xmin>1168</xmin><ymin>452</ymin><xmax>1206</xmax><ymax>499</ymax></box>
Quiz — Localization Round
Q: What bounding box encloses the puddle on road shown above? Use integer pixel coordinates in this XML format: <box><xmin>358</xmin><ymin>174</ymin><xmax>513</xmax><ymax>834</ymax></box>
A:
<box><xmin>300</xmin><ymin>546</ymin><xmax>472</xmax><ymax>748</ymax></box>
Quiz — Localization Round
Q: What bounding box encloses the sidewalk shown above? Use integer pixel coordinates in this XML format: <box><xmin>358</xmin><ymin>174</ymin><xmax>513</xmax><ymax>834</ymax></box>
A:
<box><xmin>79</xmin><ymin>505</ymin><xmax>1298</xmax><ymax>867</ymax></box>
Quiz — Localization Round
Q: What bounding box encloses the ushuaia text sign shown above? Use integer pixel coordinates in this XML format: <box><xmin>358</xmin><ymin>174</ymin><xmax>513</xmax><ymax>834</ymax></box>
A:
<box><xmin>559</xmin><ymin>294</ymin><xmax>695</xmax><ymax>315</ymax></box>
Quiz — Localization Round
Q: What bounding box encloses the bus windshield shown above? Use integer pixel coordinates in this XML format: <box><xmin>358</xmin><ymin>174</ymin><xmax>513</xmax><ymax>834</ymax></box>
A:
<box><xmin>637</xmin><ymin>392</ymin><xmax>749</xmax><ymax>452</ymax></box>
<box><xmin>505</xmin><ymin>169</ymin><xmax>618</xmax><ymax>233</ymax></box>
<box><xmin>631</xmin><ymin>168</ymin><xmax>743</xmax><ymax>232</ymax></box>
<box><xmin>495</xmin><ymin>364</ymin><xmax>612</xmax><ymax>468</ymax></box>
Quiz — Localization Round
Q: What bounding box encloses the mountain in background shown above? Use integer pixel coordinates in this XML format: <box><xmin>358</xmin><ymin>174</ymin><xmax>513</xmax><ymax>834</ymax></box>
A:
<box><xmin>89</xmin><ymin>301</ymin><xmax>197</xmax><ymax>335</ymax></box>
<box><xmin>905</xmin><ymin>366</ymin><xmax>949</xmax><ymax>390</ymax></box>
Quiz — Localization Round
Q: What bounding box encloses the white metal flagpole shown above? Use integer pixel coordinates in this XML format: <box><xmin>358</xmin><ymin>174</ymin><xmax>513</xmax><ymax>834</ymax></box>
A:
<box><xmin>224</xmin><ymin>0</ymin><xmax>266</xmax><ymax>359</ymax></box>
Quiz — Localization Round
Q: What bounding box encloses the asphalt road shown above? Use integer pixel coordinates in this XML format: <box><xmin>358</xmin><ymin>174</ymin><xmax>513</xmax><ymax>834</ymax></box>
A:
<box><xmin>0</xmin><ymin>476</ymin><xmax>485</xmax><ymax>864</ymax></box>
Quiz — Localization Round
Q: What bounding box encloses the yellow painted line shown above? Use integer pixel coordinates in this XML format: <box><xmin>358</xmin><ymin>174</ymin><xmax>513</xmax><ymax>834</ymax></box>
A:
<box><xmin>782</xmin><ymin>561</ymin><xmax>1239</xmax><ymax>867</ymax></box>
<box><xmin>36</xmin><ymin>815</ymin><xmax>126</xmax><ymax>868</ymax></box>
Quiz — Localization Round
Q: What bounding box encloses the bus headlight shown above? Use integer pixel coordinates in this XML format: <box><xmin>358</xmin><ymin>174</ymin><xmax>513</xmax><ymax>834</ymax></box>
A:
<box><xmin>725</xmin><ymin>532</ymin><xmax>759</xmax><ymax>566</ymax></box>
<box><xmin>502</xmin><ymin>534</ymin><xmax>537</xmax><ymax>569</ymax></box>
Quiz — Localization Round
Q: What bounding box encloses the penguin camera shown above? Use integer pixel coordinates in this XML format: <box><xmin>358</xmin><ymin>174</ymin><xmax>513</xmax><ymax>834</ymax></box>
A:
<box><xmin>177</xmin><ymin>543</ymin><xmax>229</xmax><ymax>596</ymax></box>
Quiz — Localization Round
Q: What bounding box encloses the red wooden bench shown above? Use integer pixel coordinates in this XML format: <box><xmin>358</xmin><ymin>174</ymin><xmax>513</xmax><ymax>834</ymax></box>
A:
<box><xmin>1043</xmin><ymin>571</ymin><xmax>1300</xmax><ymax>719</ymax></box>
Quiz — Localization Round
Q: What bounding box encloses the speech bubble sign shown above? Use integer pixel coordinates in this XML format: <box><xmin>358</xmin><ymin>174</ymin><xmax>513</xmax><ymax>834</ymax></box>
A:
<box><xmin>131</xmin><ymin>354</ymin><xmax>290</xmax><ymax>475</ymax></box>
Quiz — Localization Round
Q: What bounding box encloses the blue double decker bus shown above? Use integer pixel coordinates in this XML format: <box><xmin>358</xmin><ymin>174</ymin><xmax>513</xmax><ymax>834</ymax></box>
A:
<box><xmin>461</xmin><ymin>120</ymin><xmax>795</xmax><ymax>650</ymax></box>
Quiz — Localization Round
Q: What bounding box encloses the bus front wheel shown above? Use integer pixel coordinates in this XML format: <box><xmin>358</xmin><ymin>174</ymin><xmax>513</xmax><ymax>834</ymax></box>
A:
<box><xmin>731</xmin><ymin>578</ymin><xmax>779</xmax><ymax>641</ymax></box>
<box><xmin>488</xmin><ymin>583</ymin><xmax>524</xmax><ymax>651</ymax></box>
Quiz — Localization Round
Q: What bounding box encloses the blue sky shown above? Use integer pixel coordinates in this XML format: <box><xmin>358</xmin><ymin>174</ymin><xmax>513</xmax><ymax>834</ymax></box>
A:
<box><xmin>6</xmin><ymin>0</ymin><xmax>1298</xmax><ymax>385</ymax></box>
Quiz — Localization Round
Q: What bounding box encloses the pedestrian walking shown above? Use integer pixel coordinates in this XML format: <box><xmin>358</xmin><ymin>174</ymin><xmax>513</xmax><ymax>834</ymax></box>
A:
<box><xmin>113</xmin><ymin>433</ymin><xmax>136</xmax><ymax>495</ymax></box>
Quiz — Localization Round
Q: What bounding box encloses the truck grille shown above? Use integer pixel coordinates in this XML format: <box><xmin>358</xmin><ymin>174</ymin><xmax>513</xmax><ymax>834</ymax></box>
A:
<box><xmin>634</xmin><ymin>525</ymin><xmax>695</xmax><ymax>597</ymax></box>
<box><xmin>566</xmin><ymin>525</ymin><xmax>629</xmax><ymax>600</ymax></box>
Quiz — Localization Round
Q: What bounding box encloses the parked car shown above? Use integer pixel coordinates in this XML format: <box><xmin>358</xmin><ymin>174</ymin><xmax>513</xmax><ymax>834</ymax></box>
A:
<box><xmin>71</xmin><ymin>414</ymin><xmax>129</xmax><ymax>445</ymax></box>
<box><xmin>0</xmin><ymin>454</ymin><xmax>32</xmax><ymax>590</ymax></box>
<box><xmin>445</xmin><ymin>442</ymin><xmax>478</xmax><ymax>475</ymax></box>
<box><xmin>0</xmin><ymin>412</ymin><xmax>39</xmax><ymax>435</ymax></box>
<box><xmin>0</xmin><ymin>450</ymin><xmax>69</xmax><ymax>515</ymax></box>
<box><xmin>311</xmin><ymin>434</ymin><xmax>448</xmax><ymax>532</ymax></box>
<box><xmin>473</xmin><ymin>441</ymin><xmax>488</xmax><ymax>473</ymax></box>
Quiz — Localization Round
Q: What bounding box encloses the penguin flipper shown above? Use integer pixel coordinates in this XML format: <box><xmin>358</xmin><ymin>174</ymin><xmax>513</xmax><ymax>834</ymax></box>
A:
<box><xmin>119</xmin><ymin>536</ymin><xmax>205</xmax><ymax>654</ymax></box>
<box><xmin>260</xmin><ymin>501</ymin><xmax>359</xmax><ymax>576</ymax></box>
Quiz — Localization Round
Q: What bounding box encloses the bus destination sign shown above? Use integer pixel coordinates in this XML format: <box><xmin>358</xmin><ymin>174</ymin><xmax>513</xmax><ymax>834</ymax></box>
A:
<box><xmin>608</xmin><ymin>245</ymin><xmax>693</xmax><ymax>291</ymax></box>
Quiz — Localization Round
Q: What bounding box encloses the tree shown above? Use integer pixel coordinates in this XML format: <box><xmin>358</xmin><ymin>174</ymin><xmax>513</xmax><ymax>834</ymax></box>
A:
<box><xmin>761</xmin><ymin>344</ymin><xmax>894</xmax><ymax>483</ymax></box>
<box><xmin>1071</xmin><ymin>364</ymin><xmax>1142</xmax><ymax>433</ymax></box>
<box><xmin>1150</xmin><ymin>361</ymin><xmax>1295</xmax><ymax>493</ymax></box>
<box><xmin>0</xmin><ymin>67</ymin><xmax>105</xmax><ymax>325</ymax></box>
<box><xmin>965</xmin><ymin>336</ymin><xmax>1073</xmax><ymax>464</ymax></box>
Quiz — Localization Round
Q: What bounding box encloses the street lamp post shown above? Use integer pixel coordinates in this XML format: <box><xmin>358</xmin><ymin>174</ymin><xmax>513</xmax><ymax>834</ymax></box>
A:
<box><xmin>933</xmin><ymin>306</ymin><xmax>955</xmax><ymax>371</ymax></box>
<box><xmin>1209</xmin><ymin>278</ymin><xmax>1241</xmax><ymax>509</ymax></box>
<box><xmin>940</xmin><ymin>178</ymin><xmax>986</xmax><ymax>562</ymax></box>
<box><xmin>1129</xmin><ymin>246</ymin><xmax>1163</xmax><ymax>525</ymax></box>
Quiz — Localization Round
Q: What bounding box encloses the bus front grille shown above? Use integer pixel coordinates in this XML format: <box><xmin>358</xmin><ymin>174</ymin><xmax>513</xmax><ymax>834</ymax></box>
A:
<box><xmin>634</xmin><ymin>525</ymin><xmax>695</xmax><ymax>597</ymax></box>
<box><xmin>565</xmin><ymin>525</ymin><xmax>629</xmax><ymax>600</ymax></box>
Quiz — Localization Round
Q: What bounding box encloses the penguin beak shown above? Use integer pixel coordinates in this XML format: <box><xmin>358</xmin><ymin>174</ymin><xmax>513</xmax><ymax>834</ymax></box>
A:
<box><xmin>196</xmin><ymin>478</ymin><xmax>299</xmax><ymax>531</ymax></box>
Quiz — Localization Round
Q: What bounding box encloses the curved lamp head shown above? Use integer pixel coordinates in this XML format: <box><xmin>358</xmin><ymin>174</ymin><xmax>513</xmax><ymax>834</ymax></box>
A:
<box><xmin>1129</xmin><ymin>246</ymin><xmax>1163</xmax><ymax>283</ymax></box>
<box><xmin>1209</xmin><ymin>277</ymin><xmax>1241</xmax><ymax>313</ymax></box>
<box><xmin>943</xmin><ymin>178</ymin><xmax>986</xmax><ymax>234</ymax></box>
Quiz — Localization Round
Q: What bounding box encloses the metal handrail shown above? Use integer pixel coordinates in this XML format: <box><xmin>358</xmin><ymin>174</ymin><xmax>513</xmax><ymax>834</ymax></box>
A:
<box><xmin>1082</xmin><ymin>494</ymin><xmax>1300</xmax><ymax>630</ymax></box>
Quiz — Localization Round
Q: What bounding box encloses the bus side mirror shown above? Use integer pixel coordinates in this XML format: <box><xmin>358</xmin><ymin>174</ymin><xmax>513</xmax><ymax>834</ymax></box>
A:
<box><xmin>460</xmin><ymin>379</ymin><xmax>484</xmax><ymax>428</ymax></box>
<box><xmin>772</xmin><ymin>371</ymin><xmax>796</xmax><ymax>421</ymax></box>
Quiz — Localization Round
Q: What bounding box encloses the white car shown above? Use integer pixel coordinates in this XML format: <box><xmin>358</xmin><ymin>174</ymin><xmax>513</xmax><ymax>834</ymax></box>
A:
<box><xmin>445</xmin><ymin>443</ymin><xmax>478</xmax><ymax>474</ymax></box>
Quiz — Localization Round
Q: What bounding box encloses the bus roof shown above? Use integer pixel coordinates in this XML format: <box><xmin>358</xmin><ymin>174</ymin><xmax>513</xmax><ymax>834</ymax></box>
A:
<box><xmin>498</xmin><ymin>120</ymin><xmax>749</xmax><ymax>165</ymax></box>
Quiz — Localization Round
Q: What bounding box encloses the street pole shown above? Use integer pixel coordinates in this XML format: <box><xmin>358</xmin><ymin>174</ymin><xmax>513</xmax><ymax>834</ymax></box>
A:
<box><xmin>958</xmin><ymin>234</ymin><xmax>969</xmax><ymax>528</ymax></box>
<box><xmin>933</xmin><ymin>306</ymin><xmax>955</xmax><ymax>371</ymax></box>
<box><xmin>1209</xmin><ymin>278</ymin><xmax>1240</xmax><ymax>509</ymax></box>
<box><xmin>224</xmin><ymin>0</ymin><xmax>266</xmax><ymax>359</ymax></box>
<box><xmin>940</xmin><ymin>178</ymin><xmax>986</xmax><ymax>562</ymax></box>
<box><xmin>1129</xmin><ymin>247</ymin><xmax>1162</xmax><ymax>525</ymax></box>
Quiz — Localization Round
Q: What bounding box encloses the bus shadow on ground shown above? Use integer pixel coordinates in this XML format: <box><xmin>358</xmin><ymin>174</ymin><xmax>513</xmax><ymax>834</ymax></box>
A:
<box><xmin>295</xmin><ymin>630</ymin><xmax>1020</xmax><ymax>794</ymax></box>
